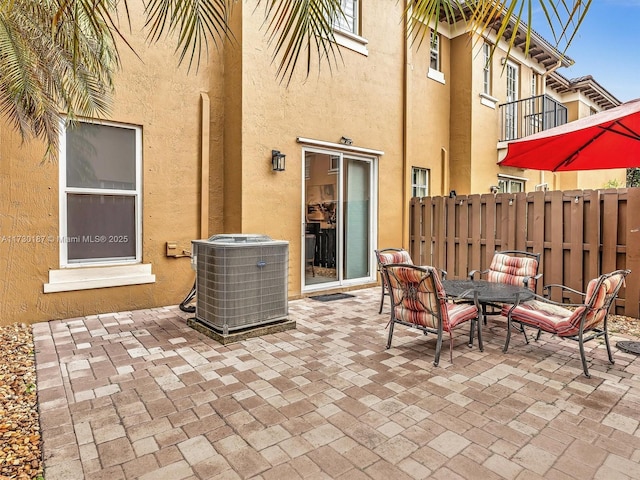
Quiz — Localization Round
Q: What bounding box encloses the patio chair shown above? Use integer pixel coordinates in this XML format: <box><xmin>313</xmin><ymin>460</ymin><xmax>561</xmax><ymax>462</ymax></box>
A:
<box><xmin>501</xmin><ymin>269</ymin><xmax>630</xmax><ymax>378</ymax></box>
<box><xmin>374</xmin><ymin>248</ymin><xmax>413</xmax><ymax>314</ymax></box>
<box><xmin>383</xmin><ymin>264</ymin><xmax>481</xmax><ymax>366</ymax></box>
<box><xmin>469</xmin><ymin>250</ymin><xmax>542</xmax><ymax>323</ymax></box>
<box><xmin>469</xmin><ymin>250</ymin><xmax>542</xmax><ymax>290</ymax></box>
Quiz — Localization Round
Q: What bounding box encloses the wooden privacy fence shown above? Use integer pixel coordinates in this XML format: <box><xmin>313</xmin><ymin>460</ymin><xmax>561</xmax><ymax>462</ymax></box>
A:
<box><xmin>409</xmin><ymin>188</ymin><xmax>640</xmax><ymax>317</ymax></box>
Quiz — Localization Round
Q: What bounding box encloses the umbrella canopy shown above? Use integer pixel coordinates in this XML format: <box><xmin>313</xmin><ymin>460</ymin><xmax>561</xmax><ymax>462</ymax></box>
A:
<box><xmin>499</xmin><ymin>98</ymin><xmax>640</xmax><ymax>171</ymax></box>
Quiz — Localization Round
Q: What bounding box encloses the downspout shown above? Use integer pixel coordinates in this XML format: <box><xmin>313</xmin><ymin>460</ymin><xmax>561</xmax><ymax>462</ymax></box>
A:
<box><xmin>200</xmin><ymin>92</ymin><xmax>210</xmax><ymax>239</ymax></box>
<box><xmin>441</xmin><ymin>147</ymin><xmax>449</xmax><ymax>194</ymax></box>
<box><xmin>402</xmin><ymin>0</ymin><xmax>412</xmax><ymax>248</ymax></box>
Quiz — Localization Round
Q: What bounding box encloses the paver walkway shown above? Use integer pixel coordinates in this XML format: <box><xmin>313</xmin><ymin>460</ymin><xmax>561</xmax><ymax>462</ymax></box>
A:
<box><xmin>33</xmin><ymin>287</ymin><xmax>640</xmax><ymax>479</ymax></box>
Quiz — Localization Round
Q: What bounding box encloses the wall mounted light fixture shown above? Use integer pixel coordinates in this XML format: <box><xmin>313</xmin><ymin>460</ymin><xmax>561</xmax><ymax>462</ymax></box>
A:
<box><xmin>340</xmin><ymin>136</ymin><xmax>353</xmax><ymax>145</ymax></box>
<box><xmin>271</xmin><ymin>150</ymin><xmax>286</xmax><ymax>171</ymax></box>
<box><xmin>449</xmin><ymin>190</ymin><xmax>457</xmax><ymax>198</ymax></box>
<box><xmin>490</xmin><ymin>185</ymin><xmax>499</xmax><ymax>194</ymax></box>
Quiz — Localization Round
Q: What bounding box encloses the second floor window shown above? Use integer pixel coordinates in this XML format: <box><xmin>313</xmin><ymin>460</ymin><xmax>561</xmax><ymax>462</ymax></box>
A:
<box><xmin>482</xmin><ymin>43</ymin><xmax>491</xmax><ymax>95</ymax></box>
<box><xmin>333</xmin><ymin>0</ymin><xmax>358</xmax><ymax>35</ymax></box>
<box><xmin>411</xmin><ymin>167</ymin><xmax>430</xmax><ymax>197</ymax></box>
<box><xmin>498</xmin><ymin>175</ymin><xmax>525</xmax><ymax>193</ymax></box>
<box><xmin>430</xmin><ymin>31</ymin><xmax>440</xmax><ymax>71</ymax></box>
<box><xmin>531</xmin><ymin>73</ymin><xmax>538</xmax><ymax>96</ymax></box>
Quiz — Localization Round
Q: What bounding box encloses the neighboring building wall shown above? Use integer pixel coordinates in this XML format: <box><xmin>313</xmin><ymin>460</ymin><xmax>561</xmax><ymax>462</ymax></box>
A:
<box><xmin>505</xmin><ymin>79</ymin><xmax>625</xmax><ymax>192</ymax></box>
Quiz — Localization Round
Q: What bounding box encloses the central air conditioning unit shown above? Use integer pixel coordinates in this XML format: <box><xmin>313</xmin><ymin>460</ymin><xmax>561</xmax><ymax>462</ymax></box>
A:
<box><xmin>191</xmin><ymin>234</ymin><xmax>289</xmax><ymax>335</ymax></box>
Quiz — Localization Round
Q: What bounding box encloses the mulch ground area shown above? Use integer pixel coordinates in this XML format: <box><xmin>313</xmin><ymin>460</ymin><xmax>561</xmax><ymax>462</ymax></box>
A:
<box><xmin>0</xmin><ymin>313</ymin><xmax>638</xmax><ymax>479</ymax></box>
<box><xmin>0</xmin><ymin>324</ymin><xmax>42</xmax><ymax>480</ymax></box>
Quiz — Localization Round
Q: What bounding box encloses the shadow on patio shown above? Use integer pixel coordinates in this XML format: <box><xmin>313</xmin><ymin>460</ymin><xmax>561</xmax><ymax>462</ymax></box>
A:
<box><xmin>34</xmin><ymin>287</ymin><xmax>640</xmax><ymax>480</ymax></box>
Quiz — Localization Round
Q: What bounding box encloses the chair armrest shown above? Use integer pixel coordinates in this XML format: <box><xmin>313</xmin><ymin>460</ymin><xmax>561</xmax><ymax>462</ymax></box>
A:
<box><xmin>440</xmin><ymin>269</ymin><xmax>447</xmax><ymax>280</ymax></box>
<box><xmin>542</xmin><ymin>283</ymin><xmax>585</xmax><ymax>299</ymax></box>
<box><xmin>522</xmin><ymin>272</ymin><xmax>543</xmax><ymax>289</ymax></box>
<box><xmin>468</xmin><ymin>269</ymin><xmax>488</xmax><ymax>280</ymax></box>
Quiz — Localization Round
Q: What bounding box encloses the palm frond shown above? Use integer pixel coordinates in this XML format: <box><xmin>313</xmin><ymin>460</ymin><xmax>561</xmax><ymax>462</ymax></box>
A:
<box><xmin>256</xmin><ymin>0</ymin><xmax>343</xmax><ymax>85</ymax></box>
<box><xmin>144</xmin><ymin>0</ymin><xmax>234</xmax><ymax>72</ymax></box>
<box><xmin>0</xmin><ymin>0</ymin><xmax>117</xmax><ymax>156</ymax></box>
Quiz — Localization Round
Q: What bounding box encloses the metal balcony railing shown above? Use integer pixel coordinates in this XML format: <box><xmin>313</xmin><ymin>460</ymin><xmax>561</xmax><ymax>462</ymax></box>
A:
<box><xmin>499</xmin><ymin>94</ymin><xmax>568</xmax><ymax>142</ymax></box>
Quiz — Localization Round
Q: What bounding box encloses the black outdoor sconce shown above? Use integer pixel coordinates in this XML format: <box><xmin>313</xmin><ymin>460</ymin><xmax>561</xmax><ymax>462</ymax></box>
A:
<box><xmin>272</xmin><ymin>150</ymin><xmax>286</xmax><ymax>171</ymax></box>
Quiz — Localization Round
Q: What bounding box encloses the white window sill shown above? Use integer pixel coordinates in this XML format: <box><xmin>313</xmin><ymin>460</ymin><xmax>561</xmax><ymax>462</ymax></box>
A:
<box><xmin>427</xmin><ymin>68</ymin><xmax>445</xmax><ymax>84</ymax></box>
<box><xmin>44</xmin><ymin>264</ymin><xmax>155</xmax><ymax>293</ymax></box>
<box><xmin>334</xmin><ymin>30</ymin><xmax>368</xmax><ymax>56</ymax></box>
<box><xmin>480</xmin><ymin>93</ymin><xmax>499</xmax><ymax>109</ymax></box>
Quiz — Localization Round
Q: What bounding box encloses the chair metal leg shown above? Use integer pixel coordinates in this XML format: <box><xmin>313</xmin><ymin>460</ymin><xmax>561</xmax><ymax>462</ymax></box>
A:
<box><xmin>433</xmin><ymin>328</ymin><xmax>443</xmax><ymax>366</ymax></box>
<box><xmin>503</xmin><ymin>316</ymin><xmax>512</xmax><ymax>353</ymax></box>
<box><xmin>477</xmin><ymin>318</ymin><xmax>483</xmax><ymax>352</ymax></box>
<box><xmin>386</xmin><ymin>320</ymin><xmax>395</xmax><ymax>349</ymax></box>
<box><xmin>468</xmin><ymin>320</ymin><xmax>475</xmax><ymax>347</ymax></box>
<box><xmin>378</xmin><ymin>284</ymin><xmax>386</xmax><ymax>314</ymax></box>
<box><xmin>604</xmin><ymin>328</ymin><xmax>615</xmax><ymax>365</ymax></box>
<box><xmin>578</xmin><ymin>332</ymin><xmax>591</xmax><ymax>378</ymax></box>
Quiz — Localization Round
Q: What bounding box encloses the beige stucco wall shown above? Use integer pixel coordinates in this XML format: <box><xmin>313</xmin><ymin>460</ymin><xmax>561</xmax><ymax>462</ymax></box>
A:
<box><xmin>231</xmin><ymin>2</ymin><xmax>407</xmax><ymax>297</ymax></box>
<box><xmin>1</xmin><ymin>3</ymin><xmax>627</xmax><ymax>325</ymax></box>
<box><xmin>0</xmin><ymin>6</ymin><xmax>225</xmax><ymax>324</ymax></box>
<box><xmin>449</xmin><ymin>35</ymin><xmax>473</xmax><ymax>195</ymax></box>
<box><xmin>408</xmin><ymin>33</ymin><xmax>451</xmax><ymax>200</ymax></box>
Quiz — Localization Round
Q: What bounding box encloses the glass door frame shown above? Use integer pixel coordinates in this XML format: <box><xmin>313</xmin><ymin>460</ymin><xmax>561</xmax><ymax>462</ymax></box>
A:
<box><xmin>301</xmin><ymin>146</ymin><xmax>378</xmax><ymax>292</ymax></box>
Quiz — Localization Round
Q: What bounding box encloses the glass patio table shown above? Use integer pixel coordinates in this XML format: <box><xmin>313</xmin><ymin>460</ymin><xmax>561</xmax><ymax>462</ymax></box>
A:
<box><xmin>441</xmin><ymin>279</ymin><xmax>535</xmax><ymax>348</ymax></box>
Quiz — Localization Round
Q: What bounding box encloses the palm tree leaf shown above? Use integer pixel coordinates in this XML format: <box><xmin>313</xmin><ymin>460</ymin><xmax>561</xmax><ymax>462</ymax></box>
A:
<box><xmin>144</xmin><ymin>0</ymin><xmax>233</xmax><ymax>71</ymax></box>
<box><xmin>256</xmin><ymin>0</ymin><xmax>342</xmax><ymax>85</ymax></box>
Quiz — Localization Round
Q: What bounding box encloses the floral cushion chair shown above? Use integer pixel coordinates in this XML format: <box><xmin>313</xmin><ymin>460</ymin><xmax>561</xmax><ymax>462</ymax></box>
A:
<box><xmin>501</xmin><ymin>269</ymin><xmax>630</xmax><ymax>378</ymax></box>
<box><xmin>374</xmin><ymin>248</ymin><xmax>414</xmax><ymax>314</ymax></box>
<box><xmin>383</xmin><ymin>264</ymin><xmax>481</xmax><ymax>366</ymax></box>
<box><xmin>469</xmin><ymin>250</ymin><xmax>542</xmax><ymax>323</ymax></box>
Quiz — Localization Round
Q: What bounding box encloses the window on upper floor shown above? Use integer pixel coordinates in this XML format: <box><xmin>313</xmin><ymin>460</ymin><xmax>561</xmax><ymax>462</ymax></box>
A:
<box><xmin>427</xmin><ymin>30</ymin><xmax>445</xmax><ymax>84</ymax></box>
<box><xmin>411</xmin><ymin>167</ymin><xmax>430</xmax><ymax>198</ymax></box>
<box><xmin>430</xmin><ymin>31</ymin><xmax>440</xmax><ymax>71</ymax></box>
<box><xmin>531</xmin><ymin>73</ymin><xmax>538</xmax><ymax>96</ymax></box>
<box><xmin>330</xmin><ymin>0</ymin><xmax>367</xmax><ymax>56</ymax></box>
<box><xmin>333</xmin><ymin>0</ymin><xmax>358</xmax><ymax>35</ymax></box>
<box><xmin>59</xmin><ymin>120</ymin><xmax>142</xmax><ymax>266</ymax></box>
<box><xmin>498</xmin><ymin>174</ymin><xmax>526</xmax><ymax>193</ymax></box>
<box><xmin>482</xmin><ymin>43</ymin><xmax>491</xmax><ymax>95</ymax></box>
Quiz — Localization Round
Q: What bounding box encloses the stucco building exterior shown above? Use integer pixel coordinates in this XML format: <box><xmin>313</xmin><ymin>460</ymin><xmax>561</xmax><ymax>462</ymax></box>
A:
<box><xmin>0</xmin><ymin>2</ymin><xmax>625</xmax><ymax>324</ymax></box>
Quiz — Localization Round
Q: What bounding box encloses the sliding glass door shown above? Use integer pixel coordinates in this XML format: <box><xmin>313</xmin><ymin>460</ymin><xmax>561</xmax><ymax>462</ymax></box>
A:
<box><xmin>303</xmin><ymin>149</ymin><xmax>376</xmax><ymax>289</ymax></box>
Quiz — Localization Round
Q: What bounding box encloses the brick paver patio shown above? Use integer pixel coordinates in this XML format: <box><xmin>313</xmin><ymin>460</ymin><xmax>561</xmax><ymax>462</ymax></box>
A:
<box><xmin>33</xmin><ymin>287</ymin><xmax>640</xmax><ymax>479</ymax></box>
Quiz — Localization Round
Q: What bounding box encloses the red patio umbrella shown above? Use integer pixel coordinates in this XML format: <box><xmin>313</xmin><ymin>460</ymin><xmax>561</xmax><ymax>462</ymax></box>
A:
<box><xmin>499</xmin><ymin>98</ymin><xmax>640</xmax><ymax>171</ymax></box>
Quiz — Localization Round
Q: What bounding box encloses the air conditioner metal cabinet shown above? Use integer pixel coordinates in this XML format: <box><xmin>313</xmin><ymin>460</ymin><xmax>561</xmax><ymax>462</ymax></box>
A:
<box><xmin>192</xmin><ymin>235</ymin><xmax>289</xmax><ymax>335</ymax></box>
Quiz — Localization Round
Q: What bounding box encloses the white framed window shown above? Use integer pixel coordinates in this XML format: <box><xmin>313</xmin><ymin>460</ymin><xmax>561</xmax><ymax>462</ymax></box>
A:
<box><xmin>498</xmin><ymin>174</ymin><xmax>526</xmax><ymax>193</ymax></box>
<box><xmin>411</xmin><ymin>167</ymin><xmax>430</xmax><ymax>198</ymax></box>
<box><xmin>430</xmin><ymin>30</ymin><xmax>440</xmax><ymax>71</ymax></box>
<box><xmin>482</xmin><ymin>43</ymin><xmax>491</xmax><ymax>95</ymax></box>
<box><xmin>427</xmin><ymin>30</ymin><xmax>445</xmax><ymax>84</ymax></box>
<box><xmin>333</xmin><ymin>0</ymin><xmax>358</xmax><ymax>35</ymax></box>
<box><xmin>329</xmin><ymin>155</ymin><xmax>339</xmax><ymax>174</ymax></box>
<box><xmin>59</xmin><ymin>120</ymin><xmax>142</xmax><ymax>267</ymax></box>
<box><xmin>531</xmin><ymin>73</ymin><xmax>538</xmax><ymax>97</ymax></box>
<box><xmin>330</xmin><ymin>0</ymin><xmax>367</xmax><ymax>56</ymax></box>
